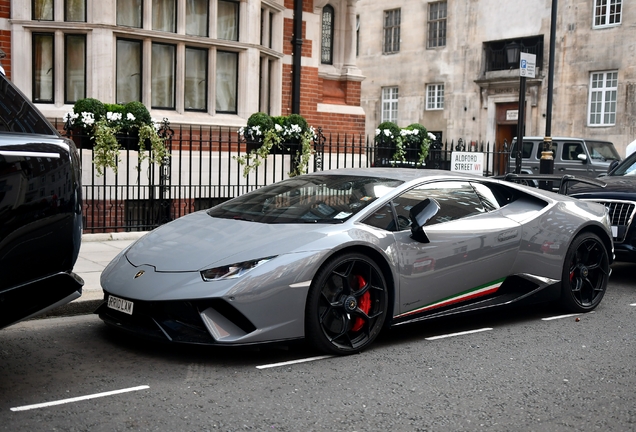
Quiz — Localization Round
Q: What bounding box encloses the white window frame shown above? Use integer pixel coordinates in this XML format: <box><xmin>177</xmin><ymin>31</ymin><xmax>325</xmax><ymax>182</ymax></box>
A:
<box><xmin>593</xmin><ymin>0</ymin><xmax>622</xmax><ymax>28</ymax></box>
<box><xmin>426</xmin><ymin>83</ymin><xmax>444</xmax><ymax>110</ymax></box>
<box><xmin>588</xmin><ymin>71</ymin><xmax>618</xmax><ymax>126</ymax></box>
<box><xmin>381</xmin><ymin>87</ymin><xmax>398</xmax><ymax>123</ymax></box>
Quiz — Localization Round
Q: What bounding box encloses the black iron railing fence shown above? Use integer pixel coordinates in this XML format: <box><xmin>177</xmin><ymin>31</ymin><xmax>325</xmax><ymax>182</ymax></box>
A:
<box><xmin>56</xmin><ymin>122</ymin><xmax>511</xmax><ymax>233</ymax></box>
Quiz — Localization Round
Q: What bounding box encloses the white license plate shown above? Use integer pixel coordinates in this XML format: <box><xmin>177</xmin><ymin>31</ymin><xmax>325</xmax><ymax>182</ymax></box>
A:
<box><xmin>611</xmin><ymin>226</ymin><xmax>618</xmax><ymax>237</ymax></box>
<box><xmin>107</xmin><ymin>295</ymin><xmax>134</xmax><ymax>315</ymax></box>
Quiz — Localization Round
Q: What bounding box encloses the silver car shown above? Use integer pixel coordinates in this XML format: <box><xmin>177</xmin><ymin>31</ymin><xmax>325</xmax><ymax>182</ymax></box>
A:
<box><xmin>97</xmin><ymin>168</ymin><xmax>613</xmax><ymax>354</ymax></box>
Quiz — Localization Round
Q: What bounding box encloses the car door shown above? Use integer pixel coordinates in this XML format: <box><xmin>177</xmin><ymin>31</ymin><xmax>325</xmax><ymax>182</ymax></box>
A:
<box><xmin>555</xmin><ymin>140</ymin><xmax>590</xmax><ymax>177</ymax></box>
<box><xmin>389</xmin><ymin>180</ymin><xmax>522</xmax><ymax>318</ymax></box>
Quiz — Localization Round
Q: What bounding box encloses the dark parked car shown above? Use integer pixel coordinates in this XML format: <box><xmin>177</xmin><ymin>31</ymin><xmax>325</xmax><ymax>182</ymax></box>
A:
<box><xmin>568</xmin><ymin>151</ymin><xmax>636</xmax><ymax>262</ymax></box>
<box><xmin>509</xmin><ymin>137</ymin><xmax>621</xmax><ymax>178</ymax></box>
<box><xmin>0</xmin><ymin>73</ymin><xmax>83</xmax><ymax>329</ymax></box>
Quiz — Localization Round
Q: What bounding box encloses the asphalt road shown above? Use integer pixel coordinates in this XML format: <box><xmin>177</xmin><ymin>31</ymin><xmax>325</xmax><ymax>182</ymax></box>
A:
<box><xmin>1</xmin><ymin>263</ymin><xmax>635</xmax><ymax>431</ymax></box>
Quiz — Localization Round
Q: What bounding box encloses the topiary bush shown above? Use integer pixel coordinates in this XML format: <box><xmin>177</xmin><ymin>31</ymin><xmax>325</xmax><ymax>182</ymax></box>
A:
<box><xmin>71</xmin><ymin>98</ymin><xmax>106</xmax><ymax>131</ymax></box>
<box><xmin>124</xmin><ymin>101</ymin><xmax>152</xmax><ymax>128</ymax></box>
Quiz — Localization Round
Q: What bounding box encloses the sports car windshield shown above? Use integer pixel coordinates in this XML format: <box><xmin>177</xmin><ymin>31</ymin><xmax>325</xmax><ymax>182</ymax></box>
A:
<box><xmin>612</xmin><ymin>153</ymin><xmax>636</xmax><ymax>176</ymax></box>
<box><xmin>207</xmin><ymin>175</ymin><xmax>404</xmax><ymax>224</ymax></box>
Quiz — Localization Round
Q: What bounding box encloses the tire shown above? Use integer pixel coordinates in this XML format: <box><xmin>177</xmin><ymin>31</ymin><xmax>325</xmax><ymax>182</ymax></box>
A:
<box><xmin>305</xmin><ymin>252</ymin><xmax>388</xmax><ymax>355</ymax></box>
<box><xmin>560</xmin><ymin>233</ymin><xmax>609</xmax><ymax>312</ymax></box>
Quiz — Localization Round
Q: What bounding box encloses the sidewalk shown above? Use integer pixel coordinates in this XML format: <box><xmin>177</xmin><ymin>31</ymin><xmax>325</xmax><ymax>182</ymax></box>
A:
<box><xmin>42</xmin><ymin>231</ymin><xmax>148</xmax><ymax>318</ymax></box>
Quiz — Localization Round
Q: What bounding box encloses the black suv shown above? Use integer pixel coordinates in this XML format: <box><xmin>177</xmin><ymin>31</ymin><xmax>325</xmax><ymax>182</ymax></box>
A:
<box><xmin>509</xmin><ymin>137</ymin><xmax>621</xmax><ymax>178</ymax></box>
<box><xmin>0</xmin><ymin>73</ymin><xmax>83</xmax><ymax>328</ymax></box>
<box><xmin>568</xmin><ymin>151</ymin><xmax>636</xmax><ymax>262</ymax></box>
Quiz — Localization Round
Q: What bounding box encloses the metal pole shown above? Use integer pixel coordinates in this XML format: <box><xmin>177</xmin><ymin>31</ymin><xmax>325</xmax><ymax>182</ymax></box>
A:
<box><xmin>540</xmin><ymin>0</ymin><xmax>558</xmax><ymax>188</ymax></box>
<box><xmin>515</xmin><ymin>76</ymin><xmax>526</xmax><ymax>174</ymax></box>
<box><xmin>291</xmin><ymin>0</ymin><xmax>303</xmax><ymax>114</ymax></box>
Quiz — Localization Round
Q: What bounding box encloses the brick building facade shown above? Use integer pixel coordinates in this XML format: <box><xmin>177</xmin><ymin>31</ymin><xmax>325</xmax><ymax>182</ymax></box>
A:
<box><xmin>0</xmin><ymin>0</ymin><xmax>365</xmax><ymax>138</ymax></box>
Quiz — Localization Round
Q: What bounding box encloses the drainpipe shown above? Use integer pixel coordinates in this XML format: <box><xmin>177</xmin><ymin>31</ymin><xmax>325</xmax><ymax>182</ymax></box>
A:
<box><xmin>291</xmin><ymin>0</ymin><xmax>303</xmax><ymax>114</ymax></box>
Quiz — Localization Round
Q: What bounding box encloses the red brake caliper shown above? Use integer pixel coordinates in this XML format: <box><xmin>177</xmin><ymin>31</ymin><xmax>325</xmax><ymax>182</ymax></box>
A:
<box><xmin>351</xmin><ymin>275</ymin><xmax>371</xmax><ymax>332</ymax></box>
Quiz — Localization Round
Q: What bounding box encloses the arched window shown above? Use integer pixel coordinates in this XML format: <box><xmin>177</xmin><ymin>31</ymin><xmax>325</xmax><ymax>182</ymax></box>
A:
<box><xmin>321</xmin><ymin>5</ymin><xmax>334</xmax><ymax>64</ymax></box>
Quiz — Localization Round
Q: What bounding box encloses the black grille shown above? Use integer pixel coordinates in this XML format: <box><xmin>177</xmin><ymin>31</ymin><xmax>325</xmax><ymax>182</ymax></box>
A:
<box><xmin>591</xmin><ymin>200</ymin><xmax>636</xmax><ymax>242</ymax></box>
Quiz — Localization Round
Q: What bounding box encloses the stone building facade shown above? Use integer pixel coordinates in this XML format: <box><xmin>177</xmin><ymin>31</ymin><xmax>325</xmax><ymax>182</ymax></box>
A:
<box><xmin>0</xmin><ymin>0</ymin><xmax>365</xmax><ymax>136</ymax></box>
<box><xmin>356</xmin><ymin>0</ymin><xmax>635</xmax><ymax>156</ymax></box>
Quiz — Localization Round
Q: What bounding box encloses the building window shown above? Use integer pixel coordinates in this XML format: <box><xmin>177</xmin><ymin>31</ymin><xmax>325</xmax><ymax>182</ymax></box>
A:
<box><xmin>33</xmin><ymin>0</ymin><xmax>53</xmax><ymax>20</ymax></box>
<box><xmin>259</xmin><ymin>56</ymin><xmax>276</xmax><ymax>114</ymax></box>
<box><xmin>426</xmin><ymin>84</ymin><xmax>444</xmax><ymax>110</ymax></box>
<box><xmin>185</xmin><ymin>47</ymin><xmax>208</xmax><ymax>111</ymax></box>
<box><xmin>152</xmin><ymin>0</ymin><xmax>176</xmax><ymax>33</ymax></box>
<box><xmin>381</xmin><ymin>87</ymin><xmax>398</xmax><ymax>123</ymax></box>
<box><xmin>65</xmin><ymin>34</ymin><xmax>86</xmax><ymax>103</ymax></box>
<box><xmin>261</xmin><ymin>9</ymin><xmax>274</xmax><ymax>48</ymax></box>
<box><xmin>588</xmin><ymin>71</ymin><xmax>618</xmax><ymax>126</ymax></box>
<box><xmin>427</xmin><ymin>1</ymin><xmax>447</xmax><ymax>48</ymax></box>
<box><xmin>383</xmin><ymin>9</ymin><xmax>400</xmax><ymax>54</ymax></box>
<box><xmin>321</xmin><ymin>5</ymin><xmax>334</xmax><ymax>64</ymax></box>
<box><xmin>216</xmin><ymin>51</ymin><xmax>238</xmax><ymax>113</ymax></box>
<box><xmin>117</xmin><ymin>0</ymin><xmax>142</xmax><ymax>28</ymax></box>
<box><xmin>593</xmin><ymin>0</ymin><xmax>622</xmax><ymax>28</ymax></box>
<box><xmin>116</xmin><ymin>39</ymin><xmax>142</xmax><ymax>104</ymax></box>
<box><xmin>218</xmin><ymin>1</ymin><xmax>239</xmax><ymax>41</ymax></box>
<box><xmin>65</xmin><ymin>0</ymin><xmax>86</xmax><ymax>22</ymax></box>
<box><xmin>186</xmin><ymin>0</ymin><xmax>208</xmax><ymax>37</ymax></box>
<box><xmin>151</xmin><ymin>43</ymin><xmax>176</xmax><ymax>109</ymax></box>
<box><xmin>33</xmin><ymin>33</ymin><xmax>54</xmax><ymax>103</ymax></box>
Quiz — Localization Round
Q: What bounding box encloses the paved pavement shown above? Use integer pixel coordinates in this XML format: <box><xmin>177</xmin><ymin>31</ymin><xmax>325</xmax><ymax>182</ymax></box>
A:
<box><xmin>40</xmin><ymin>231</ymin><xmax>148</xmax><ymax>318</ymax></box>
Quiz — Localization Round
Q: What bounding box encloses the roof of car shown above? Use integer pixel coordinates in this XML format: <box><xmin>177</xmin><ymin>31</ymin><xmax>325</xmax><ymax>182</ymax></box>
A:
<box><xmin>315</xmin><ymin>167</ymin><xmax>475</xmax><ymax>183</ymax></box>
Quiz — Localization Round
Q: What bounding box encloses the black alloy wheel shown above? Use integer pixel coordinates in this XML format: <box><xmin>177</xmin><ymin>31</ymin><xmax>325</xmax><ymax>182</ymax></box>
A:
<box><xmin>305</xmin><ymin>252</ymin><xmax>388</xmax><ymax>355</ymax></box>
<box><xmin>560</xmin><ymin>233</ymin><xmax>609</xmax><ymax>312</ymax></box>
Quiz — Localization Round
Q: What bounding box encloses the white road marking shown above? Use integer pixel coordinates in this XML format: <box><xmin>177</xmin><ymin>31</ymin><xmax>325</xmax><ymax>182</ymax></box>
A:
<box><xmin>256</xmin><ymin>355</ymin><xmax>333</xmax><ymax>369</ymax></box>
<box><xmin>425</xmin><ymin>327</ymin><xmax>493</xmax><ymax>341</ymax></box>
<box><xmin>541</xmin><ymin>313</ymin><xmax>581</xmax><ymax>321</ymax></box>
<box><xmin>10</xmin><ymin>385</ymin><xmax>150</xmax><ymax>412</ymax></box>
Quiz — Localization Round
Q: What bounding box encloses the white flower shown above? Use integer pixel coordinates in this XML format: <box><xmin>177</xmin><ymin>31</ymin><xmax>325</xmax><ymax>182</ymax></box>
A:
<box><xmin>106</xmin><ymin>111</ymin><xmax>122</xmax><ymax>122</ymax></box>
<box><xmin>413</xmin><ymin>129</ymin><xmax>419</xmax><ymax>135</ymax></box>
<box><xmin>428</xmin><ymin>132</ymin><xmax>436</xmax><ymax>140</ymax></box>
<box><xmin>238</xmin><ymin>126</ymin><xmax>245</xmax><ymax>136</ymax></box>
<box><xmin>63</xmin><ymin>111</ymin><xmax>79</xmax><ymax>123</ymax></box>
<box><xmin>127</xmin><ymin>113</ymin><xmax>136</xmax><ymax>121</ymax></box>
<box><xmin>275</xmin><ymin>124</ymin><xmax>283</xmax><ymax>132</ymax></box>
<box><xmin>81</xmin><ymin>112</ymin><xmax>95</xmax><ymax>126</ymax></box>
<box><xmin>375</xmin><ymin>129</ymin><xmax>380</xmax><ymax>136</ymax></box>
<box><xmin>383</xmin><ymin>129</ymin><xmax>392</xmax><ymax>138</ymax></box>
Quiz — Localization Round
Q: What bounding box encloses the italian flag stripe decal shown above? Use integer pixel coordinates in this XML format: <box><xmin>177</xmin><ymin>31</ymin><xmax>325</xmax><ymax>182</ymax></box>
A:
<box><xmin>396</xmin><ymin>278</ymin><xmax>505</xmax><ymax>319</ymax></box>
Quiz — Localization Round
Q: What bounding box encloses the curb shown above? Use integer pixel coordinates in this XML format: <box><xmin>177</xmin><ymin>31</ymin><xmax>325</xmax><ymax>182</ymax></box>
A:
<box><xmin>36</xmin><ymin>299</ymin><xmax>103</xmax><ymax>320</ymax></box>
<box><xmin>82</xmin><ymin>231</ymin><xmax>148</xmax><ymax>242</ymax></box>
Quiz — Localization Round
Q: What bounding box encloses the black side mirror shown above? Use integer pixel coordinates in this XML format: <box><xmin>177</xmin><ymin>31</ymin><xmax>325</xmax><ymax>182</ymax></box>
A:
<box><xmin>607</xmin><ymin>159</ymin><xmax>620</xmax><ymax>174</ymax></box>
<box><xmin>409</xmin><ymin>198</ymin><xmax>440</xmax><ymax>243</ymax></box>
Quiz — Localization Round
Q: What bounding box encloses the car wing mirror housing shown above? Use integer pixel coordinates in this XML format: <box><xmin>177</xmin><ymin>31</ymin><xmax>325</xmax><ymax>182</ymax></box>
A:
<box><xmin>409</xmin><ymin>198</ymin><xmax>440</xmax><ymax>243</ymax></box>
<box><xmin>608</xmin><ymin>159</ymin><xmax>620</xmax><ymax>174</ymax></box>
<box><xmin>577</xmin><ymin>153</ymin><xmax>588</xmax><ymax>163</ymax></box>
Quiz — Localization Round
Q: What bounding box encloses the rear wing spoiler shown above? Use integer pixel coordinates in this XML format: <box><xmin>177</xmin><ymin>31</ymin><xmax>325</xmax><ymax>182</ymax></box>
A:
<box><xmin>496</xmin><ymin>173</ymin><xmax>607</xmax><ymax>195</ymax></box>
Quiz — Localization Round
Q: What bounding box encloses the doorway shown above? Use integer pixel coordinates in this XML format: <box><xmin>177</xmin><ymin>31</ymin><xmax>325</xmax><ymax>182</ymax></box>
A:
<box><xmin>495</xmin><ymin>102</ymin><xmax>521</xmax><ymax>175</ymax></box>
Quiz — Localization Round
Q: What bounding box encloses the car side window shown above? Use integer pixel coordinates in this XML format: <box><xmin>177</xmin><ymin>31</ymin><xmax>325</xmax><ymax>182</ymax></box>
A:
<box><xmin>562</xmin><ymin>142</ymin><xmax>584</xmax><ymax>161</ymax></box>
<box><xmin>512</xmin><ymin>141</ymin><xmax>534</xmax><ymax>158</ymax></box>
<box><xmin>536</xmin><ymin>142</ymin><xmax>559</xmax><ymax>159</ymax></box>
<box><xmin>362</xmin><ymin>203</ymin><xmax>399</xmax><ymax>231</ymax></box>
<box><xmin>392</xmin><ymin>181</ymin><xmax>485</xmax><ymax>227</ymax></box>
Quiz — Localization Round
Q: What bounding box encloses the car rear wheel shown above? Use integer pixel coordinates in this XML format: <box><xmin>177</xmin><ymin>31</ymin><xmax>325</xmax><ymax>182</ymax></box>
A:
<box><xmin>305</xmin><ymin>252</ymin><xmax>388</xmax><ymax>355</ymax></box>
<box><xmin>560</xmin><ymin>233</ymin><xmax>609</xmax><ymax>312</ymax></box>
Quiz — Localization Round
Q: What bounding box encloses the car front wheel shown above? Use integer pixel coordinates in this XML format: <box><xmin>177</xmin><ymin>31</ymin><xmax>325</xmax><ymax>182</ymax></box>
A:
<box><xmin>560</xmin><ymin>233</ymin><xmax>609</xmax><ymax>312</ymax></box>
<box><xmin>305</xmin><ymin>252</ymin><xmax>388</xmax><ymax>355</ymax></box>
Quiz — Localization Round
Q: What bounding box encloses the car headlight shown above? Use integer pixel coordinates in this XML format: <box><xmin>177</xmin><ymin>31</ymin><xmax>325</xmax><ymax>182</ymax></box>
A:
<box><xmin>200</xmin><ymin>256</ymin><xmax>276</xmax><ymax>281</ymax></box>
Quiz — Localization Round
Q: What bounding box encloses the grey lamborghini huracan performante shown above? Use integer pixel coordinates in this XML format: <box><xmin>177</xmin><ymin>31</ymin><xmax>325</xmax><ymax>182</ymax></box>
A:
<box><xmin>97</xmin><ymin>169</ymin><xmax>613</xmax><ymax>354</ymax></box>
